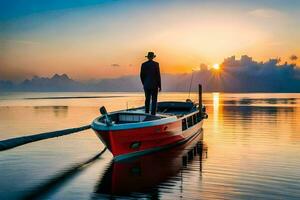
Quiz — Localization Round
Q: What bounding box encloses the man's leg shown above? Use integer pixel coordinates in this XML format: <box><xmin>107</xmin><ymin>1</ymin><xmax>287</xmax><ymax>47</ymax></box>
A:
<box><xmin>144</xmin><ymin>89</ymin><xmax>151</xmax><ymax>113</ymax></box>
<box><xmin>151</xmin><ymin>89</ymin><xmax>158</xmax><ymax>115</ymax></box>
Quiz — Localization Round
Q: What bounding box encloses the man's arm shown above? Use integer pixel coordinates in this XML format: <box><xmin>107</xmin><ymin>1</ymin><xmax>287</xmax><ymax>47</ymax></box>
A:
<box><xmin>140</xmin><ymin>64</ymin><xmax>145</xmax><ymax>85</ymax></box>
<box><xmin>157</xmin><ymin>63</ymin><xmax>161</xmax><ymax>91</ymax></box>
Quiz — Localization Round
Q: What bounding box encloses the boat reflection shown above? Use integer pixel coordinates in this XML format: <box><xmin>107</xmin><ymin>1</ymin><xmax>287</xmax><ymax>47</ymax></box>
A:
<box><xmin>94</xmin><ymin>130</ymin><xmax>207</xmax><ymax>199</ymax></box>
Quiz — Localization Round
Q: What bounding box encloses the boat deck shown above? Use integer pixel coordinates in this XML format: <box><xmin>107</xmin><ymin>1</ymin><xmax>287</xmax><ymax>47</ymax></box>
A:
<box><xmin>93</xmin><ymin>101</ymin><xmax>201</xmax><ymax>129</ymax></box>
<box><xmin>128</xmin><ymin>101</ymin><xmax>198</xmax><ymax>118</ymax></box>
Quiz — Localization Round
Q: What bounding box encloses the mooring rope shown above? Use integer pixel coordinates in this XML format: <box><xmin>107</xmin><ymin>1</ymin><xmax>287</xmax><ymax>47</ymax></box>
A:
<box><xmin>0</xmin><ymin>125</ymin><xmax>91</xmax><ymax>151</ymax></box>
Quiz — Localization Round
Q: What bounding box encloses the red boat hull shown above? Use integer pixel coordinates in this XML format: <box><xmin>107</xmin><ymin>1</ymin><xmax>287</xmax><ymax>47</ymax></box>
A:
<box><xmin>93</xmin><ymin>119</ymin><xmax>203</xmax><ymax>160</ymax></box>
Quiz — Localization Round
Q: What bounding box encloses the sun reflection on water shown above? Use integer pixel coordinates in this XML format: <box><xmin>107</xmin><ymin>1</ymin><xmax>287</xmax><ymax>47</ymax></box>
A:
<box><xmin>213</xmin><ymin>92</ymin><xmax>220</xmax><ymax>130</ymax></box>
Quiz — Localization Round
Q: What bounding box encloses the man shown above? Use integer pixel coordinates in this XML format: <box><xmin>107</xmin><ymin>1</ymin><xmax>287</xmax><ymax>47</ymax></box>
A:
<box><xmin>140</xmin><ymin>52</ymin><xmax>161</xmax><ymax>115</ymax></box>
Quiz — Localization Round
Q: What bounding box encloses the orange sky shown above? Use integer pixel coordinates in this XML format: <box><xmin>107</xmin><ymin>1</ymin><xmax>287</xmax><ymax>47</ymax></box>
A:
<box><xmin>1</xmin><ymin>1</ymin><xmax>299</xmax><ymax>81</ymax></box>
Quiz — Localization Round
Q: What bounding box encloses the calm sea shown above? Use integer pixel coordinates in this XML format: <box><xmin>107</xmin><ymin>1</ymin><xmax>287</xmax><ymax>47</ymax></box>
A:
<box><xmin>0</xmin><ymin>92</ymin><xmax>299</xmax><ymax>199</ymax></box>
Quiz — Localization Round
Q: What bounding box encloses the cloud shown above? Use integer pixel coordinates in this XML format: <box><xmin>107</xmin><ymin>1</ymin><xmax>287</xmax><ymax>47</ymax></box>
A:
<box><xmin>161</xmin><ymin>55</ymin><xmax>300</xmax><ymax>92</ymax></box>
<box><xmin>248</xmin><ymin>8</ymin><xmax>283</xmax><ymax>18</ymax></box>
<box><xmin>290</xmin><ymin>55</ymin><xmax>298</xmax><ymax>61</ymax></box>
<box><xmin>111</xmin><ymin>64</ymin><xmax>120</xmax><ymax>67</ymax></box>
<box><xmin>201</xmin><ymin>55</ymin><xmax>300</xmax><ymax>92</ymax></box>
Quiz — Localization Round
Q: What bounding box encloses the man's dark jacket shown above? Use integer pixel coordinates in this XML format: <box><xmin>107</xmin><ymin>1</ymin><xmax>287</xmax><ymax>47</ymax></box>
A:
<box><xmin>140</xmin><ymin>60</ymin><xmax>161</xmax><ymax>90</ymax></box>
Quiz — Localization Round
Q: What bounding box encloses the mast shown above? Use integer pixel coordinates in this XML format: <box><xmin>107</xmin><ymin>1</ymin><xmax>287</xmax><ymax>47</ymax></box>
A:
<box><xmin>198</xmin><ymin>84</ymin><xmax>202</xmax><ymax>115</ymax></box>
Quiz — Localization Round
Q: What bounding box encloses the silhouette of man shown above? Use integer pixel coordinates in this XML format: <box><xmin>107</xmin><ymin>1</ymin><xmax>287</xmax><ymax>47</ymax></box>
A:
<box><xmin>140</xmin><ymin>52</ymin><xmax>161</xmax><ymax>115</ymax></box>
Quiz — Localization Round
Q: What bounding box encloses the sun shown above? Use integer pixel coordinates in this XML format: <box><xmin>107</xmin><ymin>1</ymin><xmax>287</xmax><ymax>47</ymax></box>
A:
<box><xmin>213</xmin><ymin>63</ymin><xmax>220</xmax><ymax>70</ymax></box>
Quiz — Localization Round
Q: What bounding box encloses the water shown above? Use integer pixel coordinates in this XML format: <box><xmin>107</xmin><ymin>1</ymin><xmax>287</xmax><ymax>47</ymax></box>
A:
<box><xmin>0</xmin><ymin>92</ymin><xmax>300</xmax><ymax>199</ymax></box>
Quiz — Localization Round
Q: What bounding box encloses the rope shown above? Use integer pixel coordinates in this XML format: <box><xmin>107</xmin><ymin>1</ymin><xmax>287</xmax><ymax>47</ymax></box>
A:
<box><xmin>0</xmin><ymin>125</ymin><xmax>91</xmax><ymax>151</ymax></box>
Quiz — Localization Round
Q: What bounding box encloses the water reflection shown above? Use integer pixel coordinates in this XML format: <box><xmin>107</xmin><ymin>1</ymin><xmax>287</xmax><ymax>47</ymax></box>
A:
<box><xmin>93</xmin><ymin>132</ymin><xmax>206</xmax><ymax>199</ymax></box>
<box><xmin>1</xmin><ymin>93</ymin><xmax>300</xmax><ymax>199</ymax></box>
<box><xmin>22</xmin><ymin>148</ymin><xmax>107</xmax><ymax>200</ymax></box>
<box><xmin>212</xmin><ymin>93</ymin><xmax>221</xmax><ymax>131</ymax></box>
<box><xmin>225</xmin><ymin>98</ymin><xmax>297</xmax><ymax>105</ymax></box>
<box><xmin>34</xmin><ymin>106</ymin><xmax>68</xmax><ymax>117</ymax></box>
<box><xmin>212</xmin><ymin>93</ymin><xmax>220</xmax><ymax>113</ymax></box>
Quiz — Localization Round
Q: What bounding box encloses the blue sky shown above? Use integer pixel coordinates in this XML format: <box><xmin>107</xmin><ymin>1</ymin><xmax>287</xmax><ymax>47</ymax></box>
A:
<box><xmin>1</xmin><ymin>0</ymin><xmax>299</xmax><ymax>80</ymax></box>
<box><xmin>1</xmin><ymin>0</ymin><xmax>299</xmax><ymax>20</ymax></box>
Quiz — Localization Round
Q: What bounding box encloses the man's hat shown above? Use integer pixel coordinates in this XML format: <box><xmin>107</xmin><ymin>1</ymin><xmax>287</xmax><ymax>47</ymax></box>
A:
<box><xmin>145</xmin><ymin>52</ymin><xmax>156</xmax><ymax>58</ymax></box>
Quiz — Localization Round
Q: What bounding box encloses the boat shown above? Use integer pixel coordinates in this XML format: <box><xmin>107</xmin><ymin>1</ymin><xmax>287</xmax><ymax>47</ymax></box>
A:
<box><xmin>91</xmin><ymin>84</ymin><xmax>208</xmax><ymax>161</ymax></box>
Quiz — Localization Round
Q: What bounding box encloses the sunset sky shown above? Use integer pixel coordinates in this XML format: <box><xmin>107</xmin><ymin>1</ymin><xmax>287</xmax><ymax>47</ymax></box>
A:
<box><xmin>1</xmin><ymin>0</ymin><xmax>300</xmax><ymax>81</ymax></box>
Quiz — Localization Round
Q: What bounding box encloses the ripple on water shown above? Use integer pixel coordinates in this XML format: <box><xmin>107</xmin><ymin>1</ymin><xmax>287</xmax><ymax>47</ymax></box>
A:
<box><xmin>0</xmin><ymin>93</ymin><xmax>300</xmax><ymax>199</ymax></box>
